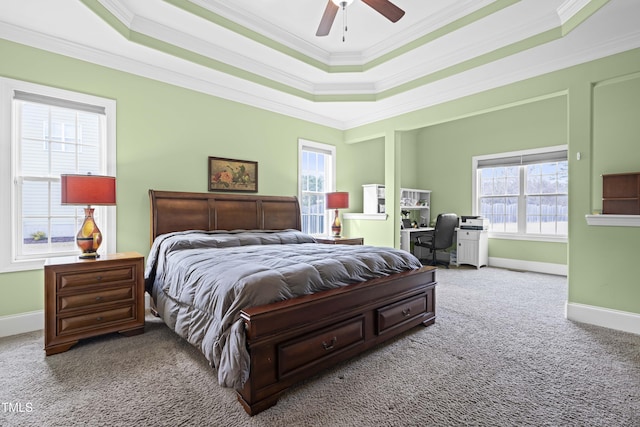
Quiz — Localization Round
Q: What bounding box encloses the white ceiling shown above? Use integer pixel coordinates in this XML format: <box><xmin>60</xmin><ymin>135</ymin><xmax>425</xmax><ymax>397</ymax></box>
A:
<box><xmin>1</xmin><ymin>0</ymin><xmax>639</xmax><ymax>129</ymax></box>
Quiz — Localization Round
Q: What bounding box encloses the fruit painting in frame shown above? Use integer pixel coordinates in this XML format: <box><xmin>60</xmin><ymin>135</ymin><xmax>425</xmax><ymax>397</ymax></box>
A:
<box><xmin>208</xmin><ymin>156</ymin><xmax>258</xmax><ymax>193</ymax></box>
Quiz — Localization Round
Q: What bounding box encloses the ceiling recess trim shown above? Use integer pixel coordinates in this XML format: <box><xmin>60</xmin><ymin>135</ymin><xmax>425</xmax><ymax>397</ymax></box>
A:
<box><xmin>170</xmin><ymin>0</ymin><xmax>521</xmax><ymax>72</ymax></box>
<box><xmin>79</xmin><ymin>0</ymin><xmax>612</xmax><ymax>102</ymax></box>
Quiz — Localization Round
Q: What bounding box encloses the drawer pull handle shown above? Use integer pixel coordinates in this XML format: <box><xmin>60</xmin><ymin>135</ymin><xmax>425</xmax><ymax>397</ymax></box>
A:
<box><xmin>96</xmin><ymin>275</ymin><xmax>103</xmax><ymax>281</ymax></box>
<box><xmin>95</xmin><ymin>296</ymin><xmax>103</xmax><ymax>301</ymax></box>
<box><xmin>95</xmin><ymin>317</ymin><xmax>103</xmax><ymax>322</ymax></box>
<box><xmin>402</xmin><ymin>308</ymin><xmax>411</xmax><ymax>317</ymax></box>
<box><xmin>322</xmin><ymin>337</ymin><xmax>337</xmax><ymax>351</ymax></box>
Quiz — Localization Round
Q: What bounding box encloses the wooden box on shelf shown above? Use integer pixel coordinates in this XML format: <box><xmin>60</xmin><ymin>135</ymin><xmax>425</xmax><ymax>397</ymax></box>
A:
<box><xmin>44</xmin><ymin>252</ymin><xmax>145</xmax><ymax>356</ymax></box>
<box><xmin>602</xmin><ymin>172</ymin><xmax>640</xmax><ymax>215</ymax></box>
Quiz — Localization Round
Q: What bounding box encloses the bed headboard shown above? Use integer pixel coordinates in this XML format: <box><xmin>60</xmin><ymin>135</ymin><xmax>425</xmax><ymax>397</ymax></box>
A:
<box><xmin>149</xmin><ymin>190</ymin><xmax>302</xmax><ymax>243</ymax></box>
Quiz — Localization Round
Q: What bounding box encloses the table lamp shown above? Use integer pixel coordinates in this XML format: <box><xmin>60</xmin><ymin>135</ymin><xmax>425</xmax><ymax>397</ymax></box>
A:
<box><xmin>61</xmin><ymin>174</ymin><xmax>116</xmax><ymax>259</ymax></box>
<box><xmin>326</xmin><ymin>191</ymin><xmax>349</xmax><ymax>237</ymax></box>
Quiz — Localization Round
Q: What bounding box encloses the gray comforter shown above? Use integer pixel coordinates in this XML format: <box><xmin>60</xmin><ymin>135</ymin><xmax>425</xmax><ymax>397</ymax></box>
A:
<box><xmin>144</xmin><ymin>229</ymin><xmax>422</xmax><ymax>389</ymax></box>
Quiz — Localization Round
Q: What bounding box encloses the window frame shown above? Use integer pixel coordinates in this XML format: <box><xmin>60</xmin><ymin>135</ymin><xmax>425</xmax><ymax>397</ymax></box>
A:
<box><xmin>298</xmin><ymin>139</ymin><xmax>336</xmax><ymax>236</ymax></box>
<box><xmin>0</xmin><ymin>78</ymin><xmax>117</xmax><ymax>273</ymax></box>
<box><xmin>472</xmin><ymin>145</ymin><xmax>568</xmax><ymax>243</ymax></box>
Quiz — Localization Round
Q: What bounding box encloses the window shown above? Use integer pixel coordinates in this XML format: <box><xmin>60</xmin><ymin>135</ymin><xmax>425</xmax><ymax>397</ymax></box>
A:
<box><xmin>0</xmin><ymin>79</ymin><xmax>116</xmax><ymax>272</ymax></box>
<box><xmin>473</xmin><ymin>146</ymin><xmax>568</xmax><ymax>241</ymax></box>
<box><xmin>298</xmin><ymin>139</ymin><xmax>336</xmax><ymax>235</ymax></box>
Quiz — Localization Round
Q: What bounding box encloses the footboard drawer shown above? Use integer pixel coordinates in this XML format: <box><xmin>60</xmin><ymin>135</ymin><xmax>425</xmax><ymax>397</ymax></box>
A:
<box><xmin>278</xmin><ymin>316</ymin><xmax>365</xmax><ymax>378</ymax></box>
<box><xmin>376</xmin><ymin>294</ymin><xmax>427</xmax><ymax>335</ymax></box>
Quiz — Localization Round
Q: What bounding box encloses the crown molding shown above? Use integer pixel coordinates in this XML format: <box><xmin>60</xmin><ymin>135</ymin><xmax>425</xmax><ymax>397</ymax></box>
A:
<box><xmin>99</xmin><ymin>0</ymin><xmax>136</xmax><ymax>26</ymax></box>
<box><xmin>359</xmin><ymin>0</ymin><xmax>498</xmax><ymax>62</ymax></box>
<box><xmin>160</xmin><ymin>0</ymin><xmax>521</xmax><ymax>69</ymax></box>
<box><xmin>88</xmin><ymin>0</ymin><xmax>607</xmax><ymax>101</ymax></box>
<box><xmin>341</xmin><ymin>29</ymin><xmax>640</xmax><ymax>129</ymax></box>
<box><xmin>558</xmin><ymin>0</ymin><xmax>593</xmax><ymax>23</ymax></box>
<box><xmin>0</xmin><ymin>21</ymin><xmax>345</xmax><ymax>128</ymax></box>
<box><xmin>185</xmin><ymin>0</ymin><xmax>333</xmax><ymax>64</ymax></box>
<box><xmin>2</xmin><ymin>1</ymin><xmax>638</xmax><ymax>131</ymax></box>
<box><xmin>131</xmin><ymin>15</ymin><xmax>319</xmax><ymax>94</ymax></box>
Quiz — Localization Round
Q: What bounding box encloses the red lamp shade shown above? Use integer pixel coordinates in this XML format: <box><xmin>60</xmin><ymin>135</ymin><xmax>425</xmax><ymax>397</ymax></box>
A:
<box><xmin>61</xmin><ymin>174</ymin><xmax>116</xmax><ymax>206</ymax></box>
<box><xmin>60</xmin><ymin>174</ymin><xmax>116</xmax><ymax>259</ymax></box>
<box><xmin>326</xmin><ymin>192</ymin><xmax>349</xmax><ymax>210</ymax></box>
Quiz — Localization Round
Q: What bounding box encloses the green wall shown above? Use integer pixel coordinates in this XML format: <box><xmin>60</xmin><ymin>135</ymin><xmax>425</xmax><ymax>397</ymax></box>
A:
<box><xmin>0</xmin><ymin>39</ymin><xmax>344</xmax><ymax>317</ymax></box>
<box><xmin>344</xmin><ymin>48</ymin><xmax>640</xmax><ymax>316</ymax></box>
<box><xmin>1</xmin><ymin>37</ymin><xmax>639</xmax><ymax>320</ymax></box>
<box><xmin>415</xmin><ymin>95</ymin><xmax>568</xmax><ymax>264</ymax></box>
<box><xmin>568</xmin><ymin>71</ymin><xmax>640</xmax><ymax>313</ymax></box>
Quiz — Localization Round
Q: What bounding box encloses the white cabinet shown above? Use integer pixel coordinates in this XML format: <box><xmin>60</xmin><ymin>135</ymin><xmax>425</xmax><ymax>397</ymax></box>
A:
<box><xmin>363</xmin><ymin>184</ymin><xmax>386</xmax><ymax>214</ymax></box>
<box><xmin>456</xmin><ymin>229</ymin><xmax>488</xmax><ymax>269</ymax></box>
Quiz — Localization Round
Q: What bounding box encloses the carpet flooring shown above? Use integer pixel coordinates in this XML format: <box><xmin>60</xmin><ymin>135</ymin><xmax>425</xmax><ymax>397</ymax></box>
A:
<box><xmin>1</xmin><ymin>267</ymin><xmax>638</xmax><ymax>426</ymax></box>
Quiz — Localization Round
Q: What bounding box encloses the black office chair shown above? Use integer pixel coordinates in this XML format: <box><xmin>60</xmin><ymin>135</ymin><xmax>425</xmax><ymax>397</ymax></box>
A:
<box><xmin>415</xmin><ymin>213</ymin><xmax>458</xmax><ymax>268</ymax></box>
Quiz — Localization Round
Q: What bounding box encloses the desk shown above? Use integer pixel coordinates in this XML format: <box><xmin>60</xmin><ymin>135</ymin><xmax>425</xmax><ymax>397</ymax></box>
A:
<box><xmin>400</xmin><ymin>227</ymin><xmax>434</xmax><ymax>253</ymax></box>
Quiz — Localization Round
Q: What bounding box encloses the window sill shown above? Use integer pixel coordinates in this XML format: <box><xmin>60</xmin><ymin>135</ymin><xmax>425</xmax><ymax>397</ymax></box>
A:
<box><xmin>343</xmin><ymin>213</ymin><xmax>388</xmax><ymax>221</ymax></box>
<box><xmin>489</xmin><ymin>233</ymin><xmax>567</xmax><ymax>243</ymax></box>
<box><xmin>0</xmin><ymin>258</ymin><xmax>45</xmax><ymax>273</ymax></box>
<box><xmin>585</xmin><ymin>214</ymin><xmax>640</xmax><ymax>227</ymax></box>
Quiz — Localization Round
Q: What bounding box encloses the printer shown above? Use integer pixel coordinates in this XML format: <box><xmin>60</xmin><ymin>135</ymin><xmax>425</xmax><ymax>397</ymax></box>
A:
<box><xmin>459</xmin><ymin>216</ymin><xmax>489</xmax><ymax>230</ymax></box>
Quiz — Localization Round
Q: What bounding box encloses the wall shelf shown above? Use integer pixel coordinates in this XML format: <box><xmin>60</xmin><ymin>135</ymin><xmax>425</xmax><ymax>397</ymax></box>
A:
<box><xmin>343</xmin><ymin>213</ymin><xmax>388</xmax><ymax>221</ymax></box>
<box><xmin>585</xmin><ymin>214</ymin><xmax>640</xmax><ymax>227</ymax></box>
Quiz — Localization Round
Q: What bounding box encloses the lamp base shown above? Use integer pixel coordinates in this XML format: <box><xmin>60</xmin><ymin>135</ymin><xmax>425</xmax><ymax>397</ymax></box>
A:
<box><xmin>77</xmin><ymin>249</ymin><xmax>100</xmax><ymax>259</ymax></box>
<box><xmin>76</xmin><ymin>207</ymin><xmax>103</xmax><ymax>259</ymax></box>
<box><xmin>331</xmin><ymin>209</ymin><xmax>342</xmax><ymax>237</ymax></box>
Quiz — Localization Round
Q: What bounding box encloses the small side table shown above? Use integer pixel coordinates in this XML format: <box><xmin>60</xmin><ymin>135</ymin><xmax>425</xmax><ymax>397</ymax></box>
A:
<box><xmin>44</xmin><ymin>252</ymin><xmax>145</xmax><ymax>355</ymax></box>
<box><xmin>315</xmin><ymin>236</ymin><xmax>364</xmax><ymax>245</ymax></box>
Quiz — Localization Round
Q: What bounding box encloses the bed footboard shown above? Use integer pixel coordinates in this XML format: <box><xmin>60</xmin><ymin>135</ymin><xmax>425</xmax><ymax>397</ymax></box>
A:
<box><xmin>236</xmin><ymin>266</ymin><xmax>437</xmax><ymax>415</ymax></box>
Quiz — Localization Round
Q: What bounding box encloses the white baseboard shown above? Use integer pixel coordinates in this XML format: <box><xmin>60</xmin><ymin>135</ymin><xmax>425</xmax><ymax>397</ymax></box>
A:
<box><xmin>489</xmin><ymin>257</ymin><xmax>567</xmax><ymax>276</ymax></box>
<box><xmin>0</xmin><ymin>310</ymin><xmax>43</xmax><ymax>338</ymax></box>
<box><xmin>566</xmin><ymin>302</ymin><xmax>640</xmax><ymax>336</ymax></box>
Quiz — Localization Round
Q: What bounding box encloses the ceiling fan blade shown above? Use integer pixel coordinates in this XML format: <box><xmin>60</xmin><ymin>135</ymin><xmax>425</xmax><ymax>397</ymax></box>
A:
<box><xmin>362</xmin><ymin>0</ymin><xmax>405</xmax><ymax>23</ymax></box>
<box><xmin>316</xmin><ymin>1</ymin><xmax>339</xmax><ymax>36</ymax></box>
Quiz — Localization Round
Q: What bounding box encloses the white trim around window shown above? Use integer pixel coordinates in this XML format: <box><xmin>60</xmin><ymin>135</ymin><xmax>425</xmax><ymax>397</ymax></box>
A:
<box><xmin>472</xmin><ymin>145</ymin><xmax>568</xmax><ymax>243</ymax></box>
<box><xmin>298</xmin><ymin>138</ymin><xmax>336</xmax><ymax>236</ymax></box>
<box><xmin>0</xmin><ymin>77</ymin><xmax>116</xmax><ymax>272</ymax></box>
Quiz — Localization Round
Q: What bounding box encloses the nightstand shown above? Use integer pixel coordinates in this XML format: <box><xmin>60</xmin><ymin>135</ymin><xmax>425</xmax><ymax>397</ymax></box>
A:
<box><xmin>315</xmin><ymin>236</ymin><xmax>364</xmax><ymax>245</ymax></box>
<box><xmin>44</xmin><ymin>252</ymin><xmax>145</xmax><ymax>356</ymax></box>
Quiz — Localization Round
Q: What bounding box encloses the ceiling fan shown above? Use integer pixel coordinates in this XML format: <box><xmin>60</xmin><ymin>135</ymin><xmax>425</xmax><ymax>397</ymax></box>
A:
<box><xmin>316</xmin><ymin>0</ymin><xmax>405</xmax><ymax>38</ymax></box>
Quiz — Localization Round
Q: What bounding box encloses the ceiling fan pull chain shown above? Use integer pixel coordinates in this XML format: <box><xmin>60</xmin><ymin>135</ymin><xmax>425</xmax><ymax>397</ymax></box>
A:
<box><xmin>342</xmin><ymin>3</ymin><xmax>348</xmax><ymax>42</ymax></box>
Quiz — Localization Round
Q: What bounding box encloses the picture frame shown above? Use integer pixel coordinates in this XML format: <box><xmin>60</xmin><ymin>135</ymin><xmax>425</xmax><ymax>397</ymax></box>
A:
<box><xmin>208</xmin><ymin>156</ymin><xmax>258</xmax><ymax>193</ymax></box>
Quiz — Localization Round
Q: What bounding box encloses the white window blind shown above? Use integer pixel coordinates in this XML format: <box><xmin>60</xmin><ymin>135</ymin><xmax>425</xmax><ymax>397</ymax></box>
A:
<box><xmin>14</xmin><ymin>90</ymin><xmax>106</xmax><ymax>115</ymax></box>
<box><xmin>477</xmin><ymin>149</ymin><xmax>568</xmax><ymax>168</ymax></box>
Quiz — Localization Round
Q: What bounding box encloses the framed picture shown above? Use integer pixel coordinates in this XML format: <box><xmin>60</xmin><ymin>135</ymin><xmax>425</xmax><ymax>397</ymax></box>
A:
<box><xmin>208</xmin><ymin>156</ymin><xmax>258</xmax><ymax>193</ymax></box>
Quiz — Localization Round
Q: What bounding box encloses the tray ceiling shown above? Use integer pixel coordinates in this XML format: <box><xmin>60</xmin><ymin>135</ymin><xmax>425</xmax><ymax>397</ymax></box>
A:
<box><xmin>1</xmin><ymin>0</ymin><xmax>639</xmax><ymax>129</ymax></box>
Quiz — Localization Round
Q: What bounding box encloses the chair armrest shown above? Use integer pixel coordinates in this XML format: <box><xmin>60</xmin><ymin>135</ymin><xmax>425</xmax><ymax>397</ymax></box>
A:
<box><xmin>415</xmin><ymin>233</ymin><xmax>434</xmax><ymax>245</ymax></box>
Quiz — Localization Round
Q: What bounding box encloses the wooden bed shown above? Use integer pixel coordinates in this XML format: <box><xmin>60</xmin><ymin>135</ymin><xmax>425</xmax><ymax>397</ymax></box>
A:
<box><xmin>149</xmin><ymin>189</ymin><xmax>437</xmax><ymax>415</ymax></box>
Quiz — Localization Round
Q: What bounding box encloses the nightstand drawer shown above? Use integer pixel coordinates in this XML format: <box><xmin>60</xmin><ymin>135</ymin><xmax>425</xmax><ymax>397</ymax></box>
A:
<box><xmin>58</xmin><ymin>265</ymin><xmax>137</xmax><ymax>291</ymax></box>
<box><xmin>58</xmin><ymin>286</ymin><xmax>134</xmax><ymax>312</ymax></box>
<box><xmin>58</xmin><ymin>305</ymin><xmax>135</xmax><ymax>335</ymax></box>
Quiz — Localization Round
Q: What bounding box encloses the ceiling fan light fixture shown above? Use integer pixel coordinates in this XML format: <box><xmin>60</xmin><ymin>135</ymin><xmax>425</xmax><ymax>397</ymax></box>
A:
<box><xmin>331</xmin><ymin>0</ymin><xmax>353</xmax><ymax>7</ymax></box>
